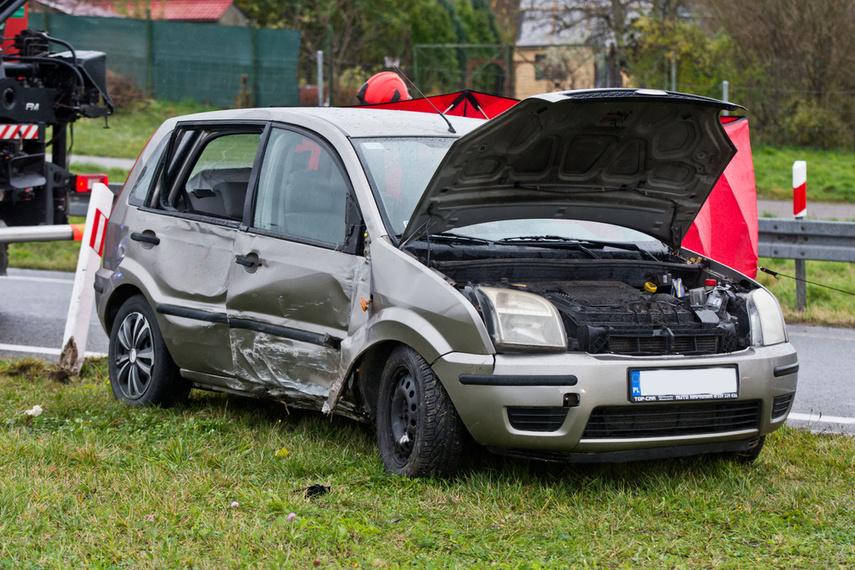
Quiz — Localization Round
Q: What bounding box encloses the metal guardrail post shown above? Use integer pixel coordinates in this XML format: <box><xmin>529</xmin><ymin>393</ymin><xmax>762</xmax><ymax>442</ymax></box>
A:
<box><xmin>795</xmin><ymin>259</ymin><xmax>807</xmax><ymax>312</ymax></box>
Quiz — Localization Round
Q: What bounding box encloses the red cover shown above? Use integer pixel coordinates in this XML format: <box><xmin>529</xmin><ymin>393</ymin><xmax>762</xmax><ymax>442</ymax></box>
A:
<box><xmin>360</xmin><ymin>89</ymin><xmax>518</xmax><ymax>119</ymax></box>
<box><xmin>683</xmin><ymin>117</ymin><xmax>759</xmax><ymax>278</ymax></box>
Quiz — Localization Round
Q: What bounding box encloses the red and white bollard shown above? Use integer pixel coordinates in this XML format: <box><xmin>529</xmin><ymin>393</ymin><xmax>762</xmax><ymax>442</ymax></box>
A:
<box><xmin>792</xmin><ymin>160</ymin><xmax>807</xmax><ymax>311</ymax></box>
<box><xmin>60</xmin><ymin>182</ymin><xmax>114</xmax><ymax>374</ymax></box>
<box><xmin>793</xmin><ymin>160</ymin><xmax>806</xmax><ymax>219</ymax></box>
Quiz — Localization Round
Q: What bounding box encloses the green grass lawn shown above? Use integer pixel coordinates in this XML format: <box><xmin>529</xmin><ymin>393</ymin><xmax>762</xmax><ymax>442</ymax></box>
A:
<box><xmin>753</xmin><ymin>145</ymin><xmax>855</xmax><ymax>202</ymax></box>
<box><xmin>758</xmin><ymin>258</ymin><xmax>855</xmax><ymax>327</ymax></box>
<box><xmin>1</xmin><ymin>358</ymin><xmax>853</xmax><ymax>567</ymax></box>
<box><xmin>6</xmin><ymin>217</ymin><xmax>85</xmax><ymax>272</ymax></box>
<box><xmin>73</xmin><ymin>99</ymin><xmax>218</xmax><ymax>160</ymax></box>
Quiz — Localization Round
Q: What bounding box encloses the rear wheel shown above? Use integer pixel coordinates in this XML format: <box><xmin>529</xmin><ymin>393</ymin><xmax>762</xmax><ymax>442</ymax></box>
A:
<box><xmin>109</xmin><ymin>295</ymin><xmax>189</xmax><ymax>406</ymax></box>
<box><xmin>376</xmin><ymin>346</ymin><xmax>464</xmax><ymax>478</ymax></box>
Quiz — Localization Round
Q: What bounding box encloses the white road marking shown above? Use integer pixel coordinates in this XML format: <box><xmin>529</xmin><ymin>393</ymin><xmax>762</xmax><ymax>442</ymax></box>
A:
<box><xmin>1</xmin><ymin>275</ymin><xmax>73</xmax><ymax>285</ymax></box>
<box><xmin>0</xmin><ymin>343</ymin><xmax>106</xmax><ymax>358</ymax></box>
<box><xmin>788</xmin><ymin>412</ymin><xmax>855</xmax><ymax>426</ymax></box>
<box><xmin>788</xmin><ymin>330</ymin><xmax>855</xmax><ymax>342</ymax></box>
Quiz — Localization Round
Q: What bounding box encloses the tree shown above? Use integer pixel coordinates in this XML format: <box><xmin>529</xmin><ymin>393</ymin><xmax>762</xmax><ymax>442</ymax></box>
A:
<box><xmin>702</xmin><ymin>0</ymin><xmax>855</xmax><ymax>99</ymax></box>
<box><xmin>700</xmin><ymin>0</ymin><xmax>855</xmax><ymax>146</ymax></box>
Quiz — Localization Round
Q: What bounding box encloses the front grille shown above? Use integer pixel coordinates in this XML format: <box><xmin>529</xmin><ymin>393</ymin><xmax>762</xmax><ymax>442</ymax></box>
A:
<box><xmin>582</xmin><ymin>401</ymin><xmax>761</xmax><ymax>439</ymax></box>
<box><xmin>507</xmin><ymin>406</ymin><xmax>569</xmax><ymax>432</ymax></box>
<box><xmin>608</xmin><ymin>335</ymin><xmax>719</xmax><ymax>355</ymax></box>
<box><xmin>772</xmin><ymin>394</ymin><xmax>794</xmax><ymax>419</ymax></box>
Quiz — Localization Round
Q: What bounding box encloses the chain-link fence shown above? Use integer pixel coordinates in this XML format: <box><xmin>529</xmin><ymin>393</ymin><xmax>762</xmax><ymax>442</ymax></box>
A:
<box><xmin>28</xmin><ymin>12</ymin><xmax>300</xmax><ymax>108</ymax></box>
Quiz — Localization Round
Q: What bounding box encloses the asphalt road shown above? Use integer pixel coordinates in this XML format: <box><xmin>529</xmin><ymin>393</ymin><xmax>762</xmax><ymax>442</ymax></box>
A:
<box><xmin>0</xmin><ymin>268</ymin><xmax>108</xmax><ymax>359</ymax></box>
<box><xmin>1</xmin><ymin>267</ymin><xmax>853</xmax><ymax>435</ymax></box>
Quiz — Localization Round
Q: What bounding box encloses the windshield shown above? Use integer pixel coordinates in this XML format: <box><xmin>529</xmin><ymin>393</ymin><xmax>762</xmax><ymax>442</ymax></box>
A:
<box><xmin>353</xmin><ymin>136</ymin><xmax>667</xmax><ymax>252</ymax></box>
<box><xmin>450</xmin><ymin>219</ymin><xmax>668</xmax><ymax>251</ymax></box>
<box><xmin>353</xmin><ymin>137</ymin><xmax>454</xmax><ymax>235</ymax></box>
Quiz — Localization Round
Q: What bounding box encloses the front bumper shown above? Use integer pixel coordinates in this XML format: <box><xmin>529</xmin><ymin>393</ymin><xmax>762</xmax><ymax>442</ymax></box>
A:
<box><xmin>434</xmin><ymin>342</ymin><xmax>798</xmax><ymax>457</ymax></box>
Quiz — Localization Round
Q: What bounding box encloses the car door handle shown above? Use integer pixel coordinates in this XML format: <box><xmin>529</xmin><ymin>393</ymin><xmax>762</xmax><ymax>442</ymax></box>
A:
<box><xmin>235</xmin><ymin>252</ymin><xmax>261</xmax><ymax>271</ymax></box>
<box><xmin>130</xmin><ymin>232</ymin><xmax>160</xmax><ymax>245</ymax></box>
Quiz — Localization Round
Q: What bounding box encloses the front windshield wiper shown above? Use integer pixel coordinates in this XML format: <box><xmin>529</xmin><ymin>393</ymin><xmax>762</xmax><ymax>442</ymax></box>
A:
<box><xmin>496</xmin><ymin>235</ymin><xmax>602</xmax><ymax>258</ymax></box>
<box><xmin>400</xmin><ymin>231</ymin><xmax>492</xmax><ymax>246</ymax></box>
<box><xmin>497</xmin><ymin>235</ymin><xmax>661</xmax><ymax>261</ymax></box>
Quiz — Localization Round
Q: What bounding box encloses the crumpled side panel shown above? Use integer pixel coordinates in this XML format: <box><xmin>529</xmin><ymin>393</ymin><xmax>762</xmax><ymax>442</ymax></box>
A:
<box><xmin>230</xmin><ymin>329</ymin><xmax>337</xmax><ymax>401</ymax></box>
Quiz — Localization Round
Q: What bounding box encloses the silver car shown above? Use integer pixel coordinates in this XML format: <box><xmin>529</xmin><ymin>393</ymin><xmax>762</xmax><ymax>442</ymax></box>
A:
<box><xmin>95</xmin><ymin>89</ymin><xmax>798</xmax><ymax>477</ymax></box>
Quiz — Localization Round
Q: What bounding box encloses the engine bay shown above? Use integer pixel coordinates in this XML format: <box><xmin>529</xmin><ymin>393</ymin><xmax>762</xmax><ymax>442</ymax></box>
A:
<box><xmin>406</xmin><ymin>238</ymin><xmax>754</xmax><ymax>355</ymax></box>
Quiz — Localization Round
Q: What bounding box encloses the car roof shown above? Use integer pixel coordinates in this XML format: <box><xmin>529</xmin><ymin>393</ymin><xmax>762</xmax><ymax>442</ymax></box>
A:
<box><xmin>171</xmin><ymin>106</ymin><xmax>487</xmax><ymax>138</ymax></box>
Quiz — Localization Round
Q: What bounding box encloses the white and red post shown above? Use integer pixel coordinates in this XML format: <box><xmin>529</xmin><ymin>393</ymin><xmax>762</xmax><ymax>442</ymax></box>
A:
<box><xmin>60</xmin><ymin>182</ymin><xmax>114</xmax><ymax>374</ymax></box>
<box><xmin>792</xmin><ymin>160</ymin><xmax>807</xmax><ymax>311</ymax></box>
<box><xmin>793</xmin><ymin>160</ymin><xmax>807</xmax><ymax>219</ymax></box>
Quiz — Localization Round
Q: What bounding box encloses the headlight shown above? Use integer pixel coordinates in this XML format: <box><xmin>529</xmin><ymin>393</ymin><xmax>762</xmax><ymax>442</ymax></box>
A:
<box><xmin>476</xmin><ymin>287</ymin><xmax>566</xmax><ymax>352</ymax></box>
<box><xmin>746</xmin><ymin>288</ymin><xmax>788</xmax><ymax>346</ymax></box>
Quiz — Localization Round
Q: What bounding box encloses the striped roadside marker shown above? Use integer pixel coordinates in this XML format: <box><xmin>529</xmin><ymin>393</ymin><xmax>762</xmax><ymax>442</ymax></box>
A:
<box><xmin>793</xmin><ymin>160</ymin><xmax>806</xmax><ymax>219</ymax></box>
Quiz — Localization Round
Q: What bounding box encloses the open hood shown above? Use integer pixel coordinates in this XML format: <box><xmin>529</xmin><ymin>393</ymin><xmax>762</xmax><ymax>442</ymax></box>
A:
<box><xmin>400</xmin><ymin>89</ymin><xmax>739</xmax><ymax>249</ymax></box>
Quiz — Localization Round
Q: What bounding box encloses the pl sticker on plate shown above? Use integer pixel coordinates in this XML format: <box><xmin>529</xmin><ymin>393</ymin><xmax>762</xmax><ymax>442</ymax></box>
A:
<box><xmin>629</xmin><ymin>366</ymin><xmax>738</xmax><ymax>403</ymax></box>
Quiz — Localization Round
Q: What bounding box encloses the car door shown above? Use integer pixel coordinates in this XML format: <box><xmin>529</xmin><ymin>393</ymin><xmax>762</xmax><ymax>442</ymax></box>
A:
<box><xmin>226</xmin><ymin>126</ymin><xmax>365</xmax><ymax>403</ymax></box>
<box><xmin>132</xmin><ymin>123</ymin><xmax>263</xmax><ymax>379</ymax></box>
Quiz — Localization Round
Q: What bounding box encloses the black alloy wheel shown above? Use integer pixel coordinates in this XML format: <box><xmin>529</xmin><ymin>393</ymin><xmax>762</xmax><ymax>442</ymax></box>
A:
<box><xmin>109</xmin><ymin>295</ymin><xmax>188</xmax><ymax>406</ymax></box>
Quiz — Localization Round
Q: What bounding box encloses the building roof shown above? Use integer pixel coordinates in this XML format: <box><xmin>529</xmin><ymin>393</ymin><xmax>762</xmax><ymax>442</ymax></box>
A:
<box><xmin>91</xmin><ymin>0</ymin><xmax>237</xmax><ymax>22</ymax></box>
<box><xmin>516</xmin><ymin>0</ymin><xmax>591</xmax><ymax>46</ymax></box>
<box><xmin>33</xmin><ymin>0</ymin><xmax>124</xmax><ymax>18</ymax></box>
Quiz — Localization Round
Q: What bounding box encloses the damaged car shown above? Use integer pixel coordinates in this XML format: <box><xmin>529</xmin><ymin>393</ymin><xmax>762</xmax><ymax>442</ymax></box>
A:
<box><xmin>95</xmin><ymin>89</ymin><xmax>798</xmax><ymax>477</ymax></box>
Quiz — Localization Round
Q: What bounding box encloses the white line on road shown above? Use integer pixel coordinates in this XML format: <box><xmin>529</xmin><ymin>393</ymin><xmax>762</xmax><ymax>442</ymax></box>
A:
<box><xmin>788</xmin><ymin>412</ymin><xmax>855</xmax><ymax>425</ymax></box>
<box><xmin>1</xmin><ymin>275</ymin><xmax>73</xmax><ymax>285</ymax></box>
<box><xmin>0</xmin><ymin>343</ymin><xmax>106</xmax><ymax>358</ymax></box>
<box><xmin>788</xmin><ymin>330</ymin><xmax>855</xmax><ymax>341</ymax></box>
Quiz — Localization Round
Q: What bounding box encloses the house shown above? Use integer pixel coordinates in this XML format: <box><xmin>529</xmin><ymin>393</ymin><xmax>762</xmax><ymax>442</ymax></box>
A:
<box><xmin>30</xmin><ymin>0</ymin><xmax>123</xmax><ymax>18</ymax></box>
<box><xmin>91</xmin><ymin>0</ymin><xmax>248</xmax><ymax>26</ymax></box>
<box><xmin>514</xmin><ymin>0</ymin><xmax>621</xmax><ymax>98</ymax></box>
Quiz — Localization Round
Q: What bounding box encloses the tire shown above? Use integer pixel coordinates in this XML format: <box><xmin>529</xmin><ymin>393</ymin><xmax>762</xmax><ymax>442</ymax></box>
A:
<box><xmin>108</xmin><ymin>295</ymin><xmax>189</xmax><ymax>406</ymax></box>
<box><xmin>376</xmin><ymin>346</ymin><xmax>465</xmax><ymax>478</ymax></box>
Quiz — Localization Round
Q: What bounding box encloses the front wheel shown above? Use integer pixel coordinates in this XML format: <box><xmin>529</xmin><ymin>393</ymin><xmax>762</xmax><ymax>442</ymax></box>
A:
<box><xmin>376</xmin><ymin>346</ymin><xmax>465</xmax><ymax>478</ymax></box>
<box><xmin>108</xmin><ymin>295</ymin><xmax>188</xmax><ymax>406</ymax></box>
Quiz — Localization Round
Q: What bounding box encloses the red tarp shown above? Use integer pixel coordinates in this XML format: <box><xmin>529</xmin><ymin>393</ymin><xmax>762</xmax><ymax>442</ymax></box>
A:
<box><xmin>683</xmin><ymin>117</ymin><xmax>759</xmax><ymax>278</ymax></box>
<box><xmin>359</xmin><ymin>89</ymin><xmax>519</xmax><ymax>119</ymax></box>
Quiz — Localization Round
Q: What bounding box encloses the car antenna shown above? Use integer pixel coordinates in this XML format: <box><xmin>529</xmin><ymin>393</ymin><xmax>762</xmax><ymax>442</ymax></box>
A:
<box><xmin>394</xmin><ymin>65</ymin><xmax>456</xmax><ymax>133</ymax></box>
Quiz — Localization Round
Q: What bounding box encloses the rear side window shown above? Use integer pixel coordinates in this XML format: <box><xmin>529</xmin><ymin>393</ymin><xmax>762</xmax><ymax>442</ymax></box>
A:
<box><xmin>128</xmin><ymin>136</ymin><xmax>168</xmax><ymax>206</ymax></box>
<box><xmin>157</xmin><ymin>128</ymin><xmax>262</xmax><ymax>222</ymax></box>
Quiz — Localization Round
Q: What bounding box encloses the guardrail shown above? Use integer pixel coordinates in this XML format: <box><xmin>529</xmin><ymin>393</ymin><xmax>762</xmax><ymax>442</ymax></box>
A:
<box><xmin>758</xmin><ymin>218</ymin><xmax>855</xmax><ymax>262</ymax></box>
<box><xmin>758</xmin><ymin>218</ymin><xmax>855</xmax><ymax>310</ymax></box>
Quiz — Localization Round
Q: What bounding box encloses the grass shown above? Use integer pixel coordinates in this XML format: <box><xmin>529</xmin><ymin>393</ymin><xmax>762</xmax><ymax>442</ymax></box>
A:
<box><xmin>1</xmin><ymin>357</ymin><xmax>853</xmax><ymax>567</ymax></box>
<box><xmin>72</xmin><ymin>99</ymin><xmax>218</xmax><ymax>160</ymax></box>
<box><xmin>6</xmin><ymin>217</ymin><xmax>85</xmax><ymax>272</ymax></box>
<box><xmin>753</xmin><ymin>145</ymin><xmax>855</xmax><ymax>203</ymax></box>
<box><xmin>757</xmin><ymin>258</ymin><xmax>855</xmax><ymax>327</ymax></box>
<box><xmin>71</xmin><ymin>162</ymin><xmax>132</xmax><ymax>185</ymax></box>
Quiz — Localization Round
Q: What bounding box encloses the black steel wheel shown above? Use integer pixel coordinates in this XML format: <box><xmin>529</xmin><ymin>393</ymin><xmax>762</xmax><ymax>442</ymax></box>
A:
<box><xmin>376</xmin><ymin>346</ymin><xmax>464</xmax><ymax>478</ymax></box>
<box><xmin>108</xmin><ymin>295</ymin><xmax>188</xmax><ymax>406</ymax></box>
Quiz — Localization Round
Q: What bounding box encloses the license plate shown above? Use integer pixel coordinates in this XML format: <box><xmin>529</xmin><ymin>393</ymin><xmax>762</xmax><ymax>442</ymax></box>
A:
<box><xmin>629</xmin><ymin>366</ymin><xmax>738</xmax><ymax>403</ymax></box>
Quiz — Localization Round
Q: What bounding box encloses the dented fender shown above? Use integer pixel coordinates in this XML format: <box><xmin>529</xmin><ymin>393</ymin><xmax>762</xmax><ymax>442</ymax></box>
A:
<box><xmin>325</xmin><ymin>235</ymin><xmax>494</xmax><ymax>413</ymax></box>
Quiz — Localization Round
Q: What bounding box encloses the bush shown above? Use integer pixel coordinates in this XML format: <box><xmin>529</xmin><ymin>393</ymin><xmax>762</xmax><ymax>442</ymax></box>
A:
<box><xmin>105</xmin><ymin>71</ymin><xmax>152</xmax><ymax>110</ymax></box>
